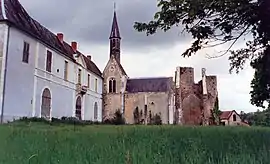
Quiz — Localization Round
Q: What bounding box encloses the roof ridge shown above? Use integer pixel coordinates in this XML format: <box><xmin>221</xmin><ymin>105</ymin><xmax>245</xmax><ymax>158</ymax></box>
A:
<box><xmin>128</xmin><ymin>77</ymin><xmax>172</xmax><ymax>80</ymax></box>
<box><xmin>1</xmin><ymin>0</ymin><xmax>7</xmax><ymax>19</ymax></box>
<box><xmin>1</xmin><ymin>0</ymin><xmax>102</xmax><ymax>77</ymax></box>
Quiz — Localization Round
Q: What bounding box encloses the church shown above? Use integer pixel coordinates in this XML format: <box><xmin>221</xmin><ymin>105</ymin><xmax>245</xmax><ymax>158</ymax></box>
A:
<box><xmin>103</xmin><ymin>9</ymin><xmax>218</xmax><ymax>125</ymax></box>
<box><xmin>0</xmin><ymin>0</ymin><xmax>218</xmax><ymax>125</ymax></box>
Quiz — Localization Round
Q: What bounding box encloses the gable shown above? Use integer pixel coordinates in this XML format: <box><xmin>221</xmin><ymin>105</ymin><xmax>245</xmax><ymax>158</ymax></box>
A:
<box><xmin>103</xmin><ymin>56</ymin><xmax>127</xmax><ymax>77</ymax></box>
<box><xmin>76</xmin><ymin>54</ymin><xmax>87</xmax><ymax>68</ymax></box>
<box><xmin>220</xmin><ymin>110</ymin><xmax>241</xmax><ymax>120</ymax></box>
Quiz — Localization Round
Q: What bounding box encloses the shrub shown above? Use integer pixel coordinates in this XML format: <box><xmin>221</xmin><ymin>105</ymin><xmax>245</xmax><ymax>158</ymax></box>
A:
<box><xmin>103</xmin><ymin>109</ymin><xmax>125</xmax><ymax>125</ymax></box>
<box><xmin>149</xmin><ymin>113</ymin><xmax>162</xmax><ymax>125</ymax></box>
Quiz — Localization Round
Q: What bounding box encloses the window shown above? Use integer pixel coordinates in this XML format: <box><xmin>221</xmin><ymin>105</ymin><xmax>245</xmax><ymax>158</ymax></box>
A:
<box><xmin>94</xmin><ymin>102</ymin><xmax>98</xmax><ymax>120</ymax></box>
<box><xmin>233</xmin><ymin>114</ymin><xmax>237</xmax><ymax>121</ymax></box>
<box><xmin>22</xmin><ymin>42</ymin><xmax>30</xmax><ymax>63</ymax></box>
<box><xmin>87</xmin><ymin>74</ymin><xmax>90</xmax><ymax>88</ymax></box>
<box><xmin>75</xmin><ymin>96</ymin><xmax>82</xmax><ymax>120</ymax></box>
<box><xmin>46</xmin><ymin>50</ymin><xmax>52</xmax><ymax>72</ymax></box>
<box><xmin>108</xmin><ymin>78</ymin><xmax>116</xmax><ymax>93</ymax></box>
<box><xmin>78</xmin><ymin>69</ymin><xmax>82</xmax><ymax>84</ymax></box>
<box><xmin>41</xmin><ymin>88</ymin><xmax>51</xmax><ymax>119</ymax></box>
<box><xmin>64</xmin><ymin>61</ymin><xmax>68</xmax><ymax>80</ymax></box>
<box><xmin>95</xmin><ymin>78</ymin><xmax>98</xmax><ymax>92</ymax></box>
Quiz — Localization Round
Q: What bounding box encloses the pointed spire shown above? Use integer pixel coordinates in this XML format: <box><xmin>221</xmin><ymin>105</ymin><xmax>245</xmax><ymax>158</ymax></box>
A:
<box><xmin>109</xmin><ymin>3</ymin><xmax>121</xmax><ymax>39</ymax></box>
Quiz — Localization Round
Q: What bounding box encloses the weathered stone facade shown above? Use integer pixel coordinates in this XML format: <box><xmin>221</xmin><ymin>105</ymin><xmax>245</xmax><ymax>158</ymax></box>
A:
<box><xmin>174</xmin><ymin>67</ymin><xmax>218</xmax><ymax>125</ymax></box>
<box><xmin>103</xmin><ymin>10</ymin><xmax>218</xmax><ymax>125</ymax></box>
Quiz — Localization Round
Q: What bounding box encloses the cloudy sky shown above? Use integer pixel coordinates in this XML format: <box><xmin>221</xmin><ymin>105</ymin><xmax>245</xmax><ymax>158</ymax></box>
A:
<box><xmin>20</xmin><ymin>0</ymin><xmax>258</xmax><ymax>113</ymax></box>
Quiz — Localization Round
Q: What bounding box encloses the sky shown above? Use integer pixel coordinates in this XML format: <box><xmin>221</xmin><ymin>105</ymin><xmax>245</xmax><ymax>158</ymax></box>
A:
<box><xmin>19</xmin><ymin>0</ymin><xmax>259</xmax><ymax>113</ymax></box>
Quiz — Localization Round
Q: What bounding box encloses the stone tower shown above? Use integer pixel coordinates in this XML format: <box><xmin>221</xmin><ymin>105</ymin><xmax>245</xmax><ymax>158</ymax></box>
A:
<box><xmin>102</xmin><ymin>7</ymin><xmax>128</xmax><ymax>121</ymax></box>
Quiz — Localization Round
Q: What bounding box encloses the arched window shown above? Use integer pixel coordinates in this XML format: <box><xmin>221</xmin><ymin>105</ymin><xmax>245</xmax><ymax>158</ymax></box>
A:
<box><xmin>94</xmin><ymin>102</ymin><xmax>98</xmax><ymax>120</ymax></box>
<box><xmin>75</xmin><ymin>96</ymin><xmax>82</xmax><ymax>120</ymax></box>
<box><xmin>108</xmin><ymin>78</ymin><xmax>116</xmax><ymax>93</ymax></box>
<box><xmin>233</xmin><ymin>114</ymin><xmax>236</xmax><ymax>121</ymax></box>
<box><xmin>41</xmin><ymin>88</ymin><xmax>51</xmax><ymax>119</ymax></box>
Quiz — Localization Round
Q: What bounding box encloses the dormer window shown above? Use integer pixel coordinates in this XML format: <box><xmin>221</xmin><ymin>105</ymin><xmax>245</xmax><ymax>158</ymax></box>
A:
<box><xmin>109</xmin><ymin>78</ymin><xmax>116</xmax><ymax>93</ymax></box>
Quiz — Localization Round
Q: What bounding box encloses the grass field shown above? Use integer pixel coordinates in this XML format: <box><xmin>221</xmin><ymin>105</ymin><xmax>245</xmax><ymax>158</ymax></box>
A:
<box><xmin>0</xmin><ymin>123</ymin><xmax>269</xmax><ymax>164</ymax></box>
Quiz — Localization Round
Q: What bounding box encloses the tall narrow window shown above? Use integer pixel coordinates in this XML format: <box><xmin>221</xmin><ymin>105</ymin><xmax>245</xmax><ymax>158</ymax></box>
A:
<box><xmin>112</xmin><ymin>79</ymin><xmax>116</xmax><ymax>92</ymax></box>
<box><xmin>109</xmin><ymin>80</ymin><xmax>113</xmax><ymax>93</ymax></box>
<box><xmin>87</xmin><ymin>74</ymin><xmax>90</xmax><ymax>88</ymax></box>
<box><xmin>108</xmin><ymin>78</ymin><xmax>116</xmax><ymax>93</ymax></box>
<box><xmin>64</xmin><ymin>61</ymin><xmax>68</xmax><ymax>80</ymax></box>
<box><xmin>94</xmin><ymin>102</ymin><xmax>98</xmax><ymax>120</ymax></box>
<box><xmin>46</xmin><ymin>50</ymin><xmax>52</xmax><ymax>72</ymax></box>
<box><xmin>22</xmin><ymin>42</ymin><xmax>30</xmax><ymax>63</ymax></box>
<box><xmin>78</xmin><ymin>69</ymin><xmax>82</xmax><ymax>84</ymax></box>
<box><xmin>95</xmin><ymin>78</ymin><xmax>98</xmax><ymax>92</ymax></box>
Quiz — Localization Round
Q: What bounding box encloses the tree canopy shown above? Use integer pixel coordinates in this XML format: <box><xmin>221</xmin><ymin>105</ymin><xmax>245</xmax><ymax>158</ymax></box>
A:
<box><xmin>133</xmin><ymin>0</ymin><xmax>270</xmax><ymax>108</ymax></box>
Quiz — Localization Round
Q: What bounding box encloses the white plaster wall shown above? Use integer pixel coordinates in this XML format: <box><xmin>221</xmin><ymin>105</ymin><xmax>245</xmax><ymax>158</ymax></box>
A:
<box><xmin>2</xmin><ymin>26</ymin><xmax>103</xmax><ymax>122</ymax></box>
<box><xmin>3</xmin><ymin>26</ymin><xmax>36</xmax><ymax>121</ymax></box>
<box><xmin>0</xmin><ymin>23</ymin><xmax>10</xmax><ymax>122</ymax></box>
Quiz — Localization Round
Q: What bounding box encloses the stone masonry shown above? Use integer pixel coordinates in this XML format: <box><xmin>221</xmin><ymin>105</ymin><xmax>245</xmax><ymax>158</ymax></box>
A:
<box><xmin>102</xmin><ymin>9</ymin><xmax>218</xmax><ymax>125</ymax></box>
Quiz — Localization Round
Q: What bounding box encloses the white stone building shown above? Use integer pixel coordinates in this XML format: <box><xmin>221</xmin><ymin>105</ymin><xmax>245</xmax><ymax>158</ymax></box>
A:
<box><xmin>0</xmin><ymin>0</ymin><xmax>103</xmax><ymax>123</ymax></box>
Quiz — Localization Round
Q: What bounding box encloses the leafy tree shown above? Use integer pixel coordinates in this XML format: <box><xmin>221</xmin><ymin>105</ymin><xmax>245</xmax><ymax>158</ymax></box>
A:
<box><xmin>212</xmin><ymin>97</ymin><xmax>221</xmax><ymax>125</ymax></box>
<box><xmin>134</xmin><ymin>0</ymin><xmax>270</xmax><ymax>108</ymax></box>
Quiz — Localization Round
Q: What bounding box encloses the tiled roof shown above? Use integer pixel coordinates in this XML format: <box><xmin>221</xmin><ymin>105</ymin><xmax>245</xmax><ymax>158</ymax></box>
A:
<box><xmin>126</xmin><ymin>77</ymin><xmax>173</xmax><ymax>93</ymax></box>
<box><xmin>220</xmin><ymin>111</ymin><xmax>233</xmax><ymax>120</ymax></box>
<box><xmin>82</xmin><ymin>55</ymin><xmax>102</xmax><ymax>77</ymax></box>
<box><xmin>0</xmin><ymin>0</ymin><xmax>102</xmax><ymax>77</ymax></box>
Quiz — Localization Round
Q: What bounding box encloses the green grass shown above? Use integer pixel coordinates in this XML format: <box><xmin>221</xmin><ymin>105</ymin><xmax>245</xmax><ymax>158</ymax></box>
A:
<box><xmin>0</xmin><ymin>123</ymin><xmax>269</xmax><ymax>164</ymax></box>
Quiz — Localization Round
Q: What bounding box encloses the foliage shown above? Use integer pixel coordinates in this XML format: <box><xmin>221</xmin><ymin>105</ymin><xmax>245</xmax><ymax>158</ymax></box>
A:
<box><xmin>149</xmin><ymin>113</ymin><xmax>163</xmax><ymax>125</ymax></box>
<box><xmin>15</xmin><ymin>116</ymin><xmax>102</xmax><ymax>126</ymax></box>
<box><xmin>104</xmin><ymin>109</ymin><xmax>126</xmax><ymax>125</ymax></box>
<box><xmin>240</xmin><ymin>108</ymin><xmax>270</xmax><ymax>127</ymax></box>
<box><xmin>133</xmin><ymin>0</ymin><xmax>270</xmax><ymax>108</ymax></box>
<box><xmin>211</xmin><ymin>97</ymin><xmax>221</xmax><ymax>125</ymax></box>
<box><xmin>0</xmin><ymin>124</ymin><xmax>270</xmax><ymax>164</ymax></box>
<box><xmin>133</xmin><ymin>107</ymin><xmax>143</xmax><ymax>124</ymax></box>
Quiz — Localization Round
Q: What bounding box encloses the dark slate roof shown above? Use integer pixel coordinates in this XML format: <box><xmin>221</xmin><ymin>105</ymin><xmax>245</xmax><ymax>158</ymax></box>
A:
<box><xmin>126</xmin><ymin>77</ymin><xmax>173</xmax><ymax>93</ymax></box>
<box><xmin>0</xmin><ymin>0</ymin><xmax>102</xmax><ymax>77</ymax></box>
<box><xmin>109</xmin><ymin>11</ymin><xmax>121</xmax><ymax>39</ymax></box>
<box><xmin>82</xmin><ymin>55</ymin><xmax>102</xmax><ymax>77</ymax></box>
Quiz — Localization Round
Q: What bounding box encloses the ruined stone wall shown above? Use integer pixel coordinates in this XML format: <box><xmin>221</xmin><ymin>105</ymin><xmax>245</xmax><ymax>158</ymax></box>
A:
<box><xmin>178</xmin><ymin>67</ymin><xmax>203</xmax><ymax>125</ymax></box>
<box><xmin>124</xmin><ymin>92</ymin><xmax>170</xmax><ymax>124</ymax></box>
<box><xmin>204</xmin><ymin>75</ymin><xmax>218</xmax><ymax>121</ymax></box>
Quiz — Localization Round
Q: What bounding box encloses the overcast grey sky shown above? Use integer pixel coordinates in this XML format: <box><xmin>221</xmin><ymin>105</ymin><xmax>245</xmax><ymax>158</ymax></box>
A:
<box><xmin>20</xmin><ymin>0</ymin><xmax>258</xmax><ymax>113</ymax></box>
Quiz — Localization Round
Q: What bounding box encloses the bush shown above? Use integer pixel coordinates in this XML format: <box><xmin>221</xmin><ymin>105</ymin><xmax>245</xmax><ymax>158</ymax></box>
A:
<box><xmin>13</xmin><ymin>116</ymin><xmax>102</xmax><ymax>126</ymax></box>
<box><xmin>103</xmin><ymin>109</ymin><xmax>125</xmax><ymax>125</ymax></box>
<box><xmin>149</xmin><ymin>113</ymin><xmax>162</xmax><ymax>125</ymax></box>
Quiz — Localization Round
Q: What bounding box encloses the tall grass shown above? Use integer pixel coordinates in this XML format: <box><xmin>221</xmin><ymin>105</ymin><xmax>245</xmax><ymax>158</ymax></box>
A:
<box><xmin>0</xmin><ymin>123</ymin><xmax>269</xmax><ymax>164</ymax></box>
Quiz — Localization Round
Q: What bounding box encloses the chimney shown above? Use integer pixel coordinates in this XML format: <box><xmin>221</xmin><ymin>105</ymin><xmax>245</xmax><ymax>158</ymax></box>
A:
<box><xmin>87</xmin><ymin>55</ymin><xmax>91</xmax><ymax>61</ymax></box>
<box><xmin>57</xmin><ymin>33</ymin><xmax>64</xmax><ymax>43</ymax></box>
<box><xmin>71</xmin><ymin>42</ymin><xmax>77</xmax><ymax>52</ymax></box>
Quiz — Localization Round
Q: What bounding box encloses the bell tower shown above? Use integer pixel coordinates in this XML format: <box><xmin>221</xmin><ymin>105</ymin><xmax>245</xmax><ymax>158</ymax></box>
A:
<box><xmin>109</xmin><ymin>3</ymin><xmax>121</xmax><ymax>63</ymax></box>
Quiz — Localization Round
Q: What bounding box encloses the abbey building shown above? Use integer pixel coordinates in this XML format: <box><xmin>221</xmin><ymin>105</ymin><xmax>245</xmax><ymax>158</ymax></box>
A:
<box><xmin>0</xmin><ymin>0</ymin><xmax>218</xmax><ymax>125</ymax></box>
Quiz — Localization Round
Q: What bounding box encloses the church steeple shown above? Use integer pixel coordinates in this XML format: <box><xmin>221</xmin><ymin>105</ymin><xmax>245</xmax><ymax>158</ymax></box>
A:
<box><xmin>109</xmin><ymin>3</ymin><xmax>121</xmax><ymax>63</ymax></box>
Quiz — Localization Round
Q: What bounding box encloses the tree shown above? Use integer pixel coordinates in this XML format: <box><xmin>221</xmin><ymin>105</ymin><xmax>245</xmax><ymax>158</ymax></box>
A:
<box><xmin>134</xmin><ymin>0</ymin><xmax>270</xmax><ymax>108</ymax></box>
<box><xmin>212</xmin><ymin>97</ymin><xmax>221</xmax><ymax>125</ymax></box>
